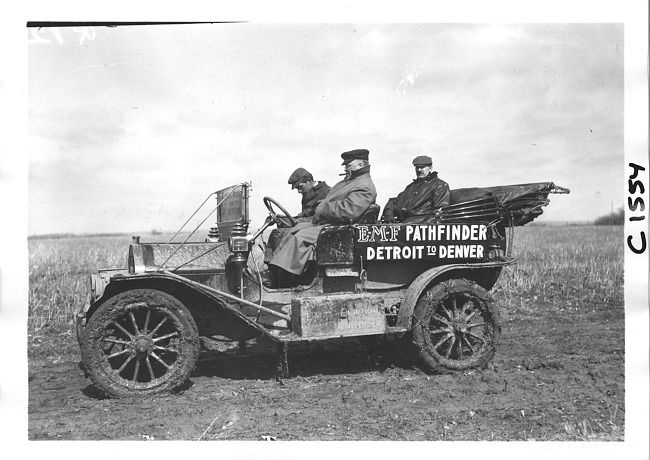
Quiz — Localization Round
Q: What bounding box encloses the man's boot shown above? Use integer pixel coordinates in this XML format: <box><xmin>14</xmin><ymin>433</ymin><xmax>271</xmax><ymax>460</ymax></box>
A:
<box><xmin>262</xmin><ymin>266</ymin><xmax>300</xmax><ymax>289</ymax></box>
<box><xmin>261</xmin><ymin>267</ymin><xmax>278</xmax><ymax>289</ymax></box>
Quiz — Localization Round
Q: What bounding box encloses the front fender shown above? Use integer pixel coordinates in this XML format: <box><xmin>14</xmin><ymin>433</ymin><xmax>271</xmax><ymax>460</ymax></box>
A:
<box><xmin>78</xmin><ymin>271</ymin><xmax>273</xmax><ymax>343</ymax></box>
<box><xmin>395</xmin><ymin>259</ymin><xmax>515</xmax><ymax>329</ymax></box>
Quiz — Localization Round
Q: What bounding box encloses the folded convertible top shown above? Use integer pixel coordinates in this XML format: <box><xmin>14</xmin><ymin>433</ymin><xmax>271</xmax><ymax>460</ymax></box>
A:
<box><xmin>406</xmin><ymin>182</ymin><xmax>570</xmax><ymax>227</ymax></box>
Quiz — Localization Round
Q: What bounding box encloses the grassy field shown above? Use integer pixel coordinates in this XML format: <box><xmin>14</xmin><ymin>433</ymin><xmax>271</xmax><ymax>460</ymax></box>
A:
<box><xmin>27</xmin><ymin>225</ymin><xmax>624</xmax><ymax>356</ymax></box>
<box><xmin>496</xmin><ymin>225</ymin><xmax>623</xmax><ymax>314</ymax></box>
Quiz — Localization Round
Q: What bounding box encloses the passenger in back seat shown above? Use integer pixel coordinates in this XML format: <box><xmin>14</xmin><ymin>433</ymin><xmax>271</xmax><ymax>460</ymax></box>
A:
<box><xmin>381</xmin><ymin>155</ymin><xmax>450</xmax><ymax>223</ymax></box>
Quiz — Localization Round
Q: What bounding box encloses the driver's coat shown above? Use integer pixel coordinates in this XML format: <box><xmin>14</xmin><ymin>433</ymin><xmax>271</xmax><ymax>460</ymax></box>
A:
<box><xmin>269</xmin><ymin>170</ymin><xmax>376</xmax><ymax>275</ymax></box>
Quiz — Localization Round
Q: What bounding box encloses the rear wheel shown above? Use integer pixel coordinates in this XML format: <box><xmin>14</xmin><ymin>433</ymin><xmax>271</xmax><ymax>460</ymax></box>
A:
<box><xmin>412</xmin><ymin>279</ymin><xmax>500</xmax><ymax>373</ymax></box>
<box><xmin>80</xmin><ymin>289</ymin><xmax>199</xmax><ymax>397</ymax></box>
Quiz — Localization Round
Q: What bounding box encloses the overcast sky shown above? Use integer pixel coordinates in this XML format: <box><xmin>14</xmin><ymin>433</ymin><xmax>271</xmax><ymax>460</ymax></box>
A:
<box><xmin>28</xmin><ymin>22</ymin><xmax>623</xmax><ymax>235</ymax></box>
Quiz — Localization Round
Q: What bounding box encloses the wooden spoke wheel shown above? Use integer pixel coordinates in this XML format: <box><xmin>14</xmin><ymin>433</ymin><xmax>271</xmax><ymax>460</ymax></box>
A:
<box><xmin>412</xmin><ymin>279</ymin><xmax>500</xmax><ymax>372</ymax></box>
<box><xmin>80</xmin><ymin>289</ymin><xmax>199</xmax><ymax>398</ymax></box>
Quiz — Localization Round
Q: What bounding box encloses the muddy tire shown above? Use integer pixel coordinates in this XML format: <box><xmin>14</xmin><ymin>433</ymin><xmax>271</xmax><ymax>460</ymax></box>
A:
<box><xmin>80</xmin><ymin>289</ymin><xmax>200</xmax><ymax>398</ymax></box>
<box><xmin>412</xmin><ymin>279</ymin><xmax>500</xmax><ymax>373</ymax></box>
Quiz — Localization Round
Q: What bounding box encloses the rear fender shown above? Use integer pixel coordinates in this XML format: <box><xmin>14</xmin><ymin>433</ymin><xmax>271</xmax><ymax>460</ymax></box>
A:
<box><xmin>81</xmin><ymin>272</ymin><xmax>268</xmax><ymax>342</ymax></box>
<box><xmin>396</xmin><ymin>260</ymin><xmax>515</xmax><ymax>329</ymax></box>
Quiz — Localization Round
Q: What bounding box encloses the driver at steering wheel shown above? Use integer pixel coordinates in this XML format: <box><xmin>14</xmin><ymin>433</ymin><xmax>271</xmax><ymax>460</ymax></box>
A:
<box><xmin>264</xmin><ymin>167</ymin><xmax>331</xmax><ymax>263</ymax></box>
<box><xmin>263</xmin><ymin>149</ymin><xmax>377</xmax><ymax>288</ymax></box>
<box><xmin>288</xmin><ymin>167</ymin><xmax>331</xmax><ymax>221</ymax></box>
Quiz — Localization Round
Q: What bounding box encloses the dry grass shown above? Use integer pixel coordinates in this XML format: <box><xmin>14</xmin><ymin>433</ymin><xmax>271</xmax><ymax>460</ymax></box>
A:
<box><xmin>29</xmin><ymin>235</ymin><xmax>128</xmax><ymax>332</ymax></box>
<box><xmin>494</xmin><ymin>225</ymin><xmax>623</xmax><ymax>316</ymax></box>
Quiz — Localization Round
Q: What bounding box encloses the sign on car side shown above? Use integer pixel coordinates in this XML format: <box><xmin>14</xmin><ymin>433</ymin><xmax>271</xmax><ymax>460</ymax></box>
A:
<box><xmin>356</xmin><ymin>223</ymin><xmax>490</xmax><ymax>261</ymax></box>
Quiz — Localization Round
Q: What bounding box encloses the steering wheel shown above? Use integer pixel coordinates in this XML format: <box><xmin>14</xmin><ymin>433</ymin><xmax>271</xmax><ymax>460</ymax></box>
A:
<box><xmin>263</xmin><ymin>196</ymin><xmax>297</xmax><ymax>228</ymax></box>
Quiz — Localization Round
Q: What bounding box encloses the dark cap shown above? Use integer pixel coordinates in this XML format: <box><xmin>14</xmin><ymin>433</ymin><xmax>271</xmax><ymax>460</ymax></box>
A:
<box><xmin>412</xmin><ymin>155</ymin><xmax>433</xmax><ymax>166</ymax></box>
<box><xmin>287</xmin><ymin>167</ymin><xmax>313</xmax><ymax>189</ymax></box>
<box><xmin>341</xmin><ymin>149</ymin><xmax>369</xmax><ymax>165</ymax></box>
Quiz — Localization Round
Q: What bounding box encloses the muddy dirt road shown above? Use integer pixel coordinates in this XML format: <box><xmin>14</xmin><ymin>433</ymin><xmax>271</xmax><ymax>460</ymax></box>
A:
<box><xmin>28</xmin><ymin>301</ymin><xmax>624</xmax><ymax>442</ymax></box>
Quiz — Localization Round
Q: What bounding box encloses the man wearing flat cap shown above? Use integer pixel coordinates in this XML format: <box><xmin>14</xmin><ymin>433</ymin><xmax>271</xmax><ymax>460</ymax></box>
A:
<box><xmin>382</xmin><ymin>155</ymin><xmax>450</xmax><ymax>223</ymax></box>
<box><xmin>264</xmin><ymin>149</ymin><xmax>377</xmax><ymax>288</ymax></box>
<box><xmin>264</xmin><ymin>168</ymin><xmax>332</xmax><ymax>262</ymax></box>
<box><xmin>287</xmin><ymin>167</ymin><xmax>331</xmax><ymax>219</ymax></box>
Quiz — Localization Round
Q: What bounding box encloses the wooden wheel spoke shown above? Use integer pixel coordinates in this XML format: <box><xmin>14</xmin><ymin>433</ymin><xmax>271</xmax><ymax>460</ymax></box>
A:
<box><xmin>466</xmin><ymin>322</ymin><xmax>486</xmax><ymax>329</ymax></box>
<box><xmin>461</xmin><ymin>335</ymin><xmax>477</xmax><ymax>354</ymax></box>
<box><xmin>465</xmin><ymin>331</ymin><xmax>485</xmax><ymax>343</ymax></box>
<box><xmin>464</xmin><ymin>308</ymin><xmax>477</xmax><ymax>322</ymax></box>
<box><xmin>155</xmin><ymin>344</ymin><xmax>179</xmax><ymax>354</ymax></box>
<box><xmin>153</xmin><ymin>331</ymin><xmax>179</xmax><ymax>343</ymax></box>
<box><xmin>150</xmin><ymin>316</ymin><xmax>168</xmax><ymax>336</ymax></box>
<box><xmin>444</xmin><ymin>335</ymin><xmax>457</xmax><ymax>358</ymax></box>
<box><xmin>129</xmin><ymin>312</ymin><xmax>140</xmax><ymax>334</ymax></box>
<box><xmin>145</xmin><ymin>357</ymin><xmax>155</xmax><ymax>380</ymax></box>
<box><xmin>104</xmin><ymin>337</ymin><xmax>131</xmax><ymax>346</ymax></box>
<box><xmin>433</xmin><ymin>333</ymin><xmax>454</xmax><ymax>350</ymax></box>
<box><xmin>108</xmin><ymin>348</ymin><xmax>132</xmax><ymax>359</ymax></box>
<box><xmin>150</xmin><ymin>351</ymin><xmax>172</xmax><ymax>369</ymax></box>
<box><xmin>117</xmin><ymin>354</ymin><xmax>135</xmax><ymax>373</ymax></box>
<box><xmin>143</xmin><ymin>310</ymin><xmax>151</xmax><ymax>334</ymax></box>
<box><xmin>451</xmin><ymin>336</ymin><xmax>463</xmax><ymax>359</ymax></box>
<box><xmin>430</xmin><ymin>327</ymin><xmax>451</xmax><ymax>335</ymax></box>
<box><xmin>133</xmin><ymin>359</ymin><xmax>141</xmax><ymax>381</ymax></box>
<box><xmin>438</xmin><ymin>306</ymin><xmax>453</xmax><ymax>321</ymax></box>
<box><xmin>432</xmin><ymin>314</ymin><xmax>450</xmax><ymax>326</ymax></box>
<box><xmin>111</xmin><ymin>321</ymin><xmax>134</xmax><ymax>340</ymax></box>
<box><xmin>451</xmin><ymin>297</ymin><xmax>459</xmax><ymax>317</ymax></box>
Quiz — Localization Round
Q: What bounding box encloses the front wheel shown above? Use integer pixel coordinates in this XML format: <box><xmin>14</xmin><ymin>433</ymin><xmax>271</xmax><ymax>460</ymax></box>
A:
<box><xmin>80</xmin><ymin>289</ymin><xmax>200</xmax><ymax>397</ymax></box>
<box><xmin>412</xmin><ymin>279</ymin><xmax>500</xmax><ymax>373</ymax></box>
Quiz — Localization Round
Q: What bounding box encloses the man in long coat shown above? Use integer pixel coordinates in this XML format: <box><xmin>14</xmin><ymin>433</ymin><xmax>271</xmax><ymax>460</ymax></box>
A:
<box><xmin>382</xmin><ymin>155</ymin><xmax>450</xmax><ymax>223</ymax></box>
<box><xmin>265</xmin><ymin>149</ymin><xmax>377</xmax><ymax>287</ymax></box>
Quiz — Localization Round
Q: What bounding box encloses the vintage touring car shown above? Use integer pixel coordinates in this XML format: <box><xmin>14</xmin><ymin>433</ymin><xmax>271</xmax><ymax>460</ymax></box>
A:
<box><xmin>76</xmin><ymin>181</ymin><xmax>569</xmax><ymax>397</ymax></box>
